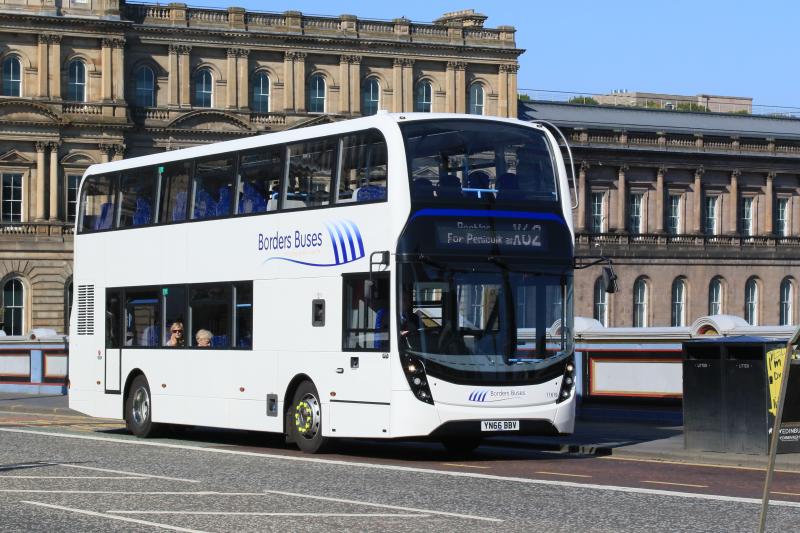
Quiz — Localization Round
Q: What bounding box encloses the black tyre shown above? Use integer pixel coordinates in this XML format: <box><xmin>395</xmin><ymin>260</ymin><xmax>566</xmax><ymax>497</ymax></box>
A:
<box><xmin>287</xmin><ymin>381</ymin><xmax>330</xmax><ymax>454</ymax></box>
<box><xmin>441</xmin><ymin>436</ymin><xmax>482</xmax><ymax>455</ymax></box>
<box><xmin>125</xmin><ymin>375</ymin><xmax>160</xmax><ymax>438</ymax></box>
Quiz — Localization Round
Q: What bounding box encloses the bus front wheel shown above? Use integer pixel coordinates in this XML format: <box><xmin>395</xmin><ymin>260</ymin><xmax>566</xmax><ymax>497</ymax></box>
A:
<box><xmin>287</xmin><ymin>381</ymin><xmax>330</xmax><ymax>454</ymax></box>
<box><xmin>125</xmin><ymin>375</ymin><xmax>160</xmax><ymax>438</ymax></box>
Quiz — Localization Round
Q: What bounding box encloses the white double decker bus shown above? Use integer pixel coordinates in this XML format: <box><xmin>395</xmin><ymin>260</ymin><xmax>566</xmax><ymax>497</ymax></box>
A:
<box><xmin>69</xmin><ymin>113</ymin><xmax>576</xmax><ymax>453</ymax></box>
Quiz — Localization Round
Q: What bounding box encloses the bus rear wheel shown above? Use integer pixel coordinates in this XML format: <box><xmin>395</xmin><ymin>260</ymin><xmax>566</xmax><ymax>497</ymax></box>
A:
<box><xmin>441</xmin><ymin>436</ymin><xmax>482</xmax><ymax>455</ymax></box>
<box><xmin>125</xmin><ymin>375</ymin><xmax>160</xmax><ymax>438</ymax></box>
<box><xmin>288</xmin><ymin>381</ymin><xmax>330</xmax><ymax>454</ymax></box>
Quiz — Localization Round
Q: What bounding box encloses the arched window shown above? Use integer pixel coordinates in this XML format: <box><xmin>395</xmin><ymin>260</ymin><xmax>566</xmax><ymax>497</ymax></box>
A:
<box><xmin>2</xmin><ymin>56</ymin><xmax>22</xmax><ymax>97</ymax></box>
<box><xmin>671</xmin><ymin>278</ymin><xmax>687</xmax><ymax>327</ymax></box>
<box><xmin>3</xmin><ymin>278</ymin><xmax>24</xmax><ymax>336</ymax></box>
<box><xmin>133</xmin><ymin>66</ymin><xmax>155</xmax><ymax>107</ymax></box>
<box><xmin>745</xmin><ymin>277</ymin><xmax>759</xmax><ymax>325</ymax></box>
<box><xmin>308</xmin><ymin>74</ymin><xmax>326</xmax><ymax>113</ymax></box>
<box><xmin>252</xmin><ymin>72</ymin><xmax>270</xmax><ymax>113</ymax></box>
<box><xmin>194</xmin><ymin>68</ymin><xmax>213</xmax><ymax>108</ymax></box>
<box><xmin>414</xmin><ymin>80</ymin><xmax>432</xmax><ymax>112</ymax></box>
<box><xmin>362</xmin><ymin>78</ymin><xmax>380</xmax><ymax>116</ymax></box>
<box><xmin>633</xmin><ymin>278</ymin><xmax>648</xmax><ymax>327</ymax></box>
<box><xmin>468</xmin><ymin>83</ymin><xmax>484</xmax><ymax>115</ymax></box>
<box><xmin>708</xmin><ymin>277</ymin><xmax>723</xmax><ymax>316</ymax></box>
<box><xmin>594</xmin><ymin>277</ymin><xmax>608</xmax><ymax>327</ymax></box>
<box><xmin>67</xmin><ymin>60</ymin><xmax>86</xmax><ymax>102</ymax></box>
<box><xmin>780</xmin><ymin>277</ymin><xmax>794</xmax><ymax>326</ymax></box>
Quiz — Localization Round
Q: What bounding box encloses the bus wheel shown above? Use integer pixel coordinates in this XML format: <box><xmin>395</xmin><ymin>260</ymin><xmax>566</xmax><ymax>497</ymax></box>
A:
<box><xmin>441</xmin><ymin>436</ymin><xmax>482</xmax><ymax>455</ymax></box>
<box><xmin>288</xmin><ymin>381</ymin><xmax>330</xmax><ymax>454</ymax></box>
<box><xmin>125</xmin><ymin>375</ymin><xmax>159</xmax><ymax>438</ymax></box>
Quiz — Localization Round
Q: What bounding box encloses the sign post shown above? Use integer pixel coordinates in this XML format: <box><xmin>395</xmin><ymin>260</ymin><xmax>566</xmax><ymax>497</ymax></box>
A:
<box><xmin>758</xmin><ymin>325</ymin><xmax>800</xmax><ymax>533</ymax></box>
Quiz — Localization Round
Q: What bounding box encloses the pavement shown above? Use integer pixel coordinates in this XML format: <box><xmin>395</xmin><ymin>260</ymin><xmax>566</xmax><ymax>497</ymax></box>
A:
<box><xmin>2</xmin><ymin>392</ymin><xmax>799</xmax><ymax>472</ymax></box>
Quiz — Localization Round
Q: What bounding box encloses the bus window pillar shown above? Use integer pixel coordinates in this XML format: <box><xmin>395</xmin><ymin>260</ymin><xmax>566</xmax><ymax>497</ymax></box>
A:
<box><xmin>35</xmin><ymin>141</ymin><xmax>47</xmax><ymax>222</ymax></box>
<box><xmin>48</xmin><ymin>141</ymin><xmax>60</xmax><ymax>222</ymax></box>
<box><xmin>693</xmin><ymin>166</ymin><xmax>704</xmax><ymax>233</ymax></box>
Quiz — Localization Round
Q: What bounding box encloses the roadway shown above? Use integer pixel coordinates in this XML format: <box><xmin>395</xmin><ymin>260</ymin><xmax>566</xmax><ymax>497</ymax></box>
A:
<box><xmin>1</xmin><ymin>405</ymin><xmax>799</xmax><ymax>532</ymax></box>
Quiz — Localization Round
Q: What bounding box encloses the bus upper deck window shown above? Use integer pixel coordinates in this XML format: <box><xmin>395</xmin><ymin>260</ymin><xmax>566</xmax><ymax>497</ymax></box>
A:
<box><xmin>287</xmin><ymin>138</ymin><xmax>336</xmax><ymax>209</ymax></box>
<box><xmin>193</xmin><ymin>156</ymin><xmax>235</xmax><ymax>220</ymax></box>
<box><xmin>79</xmin><ymin>174</ymin><xmax>117</xmax><ymax>233</ymax></box>
<box><xmin>339</xmin><ymin>130</ymin><xmax>388</xmax><ymax>203</ymax></box>
<box><xmin>238</xmin><ymin>148</ymin><xmax>284</xmax><ymax>215</ymax></box>
<box><xmin>159</xmin><ymin>162</ymin><xmax>191</xmax><ymax>223</ymax></box>
<box><xmin>118</xmin><ymin>168</ymin><xmax>157</xmax><ymax>228</ymax></box>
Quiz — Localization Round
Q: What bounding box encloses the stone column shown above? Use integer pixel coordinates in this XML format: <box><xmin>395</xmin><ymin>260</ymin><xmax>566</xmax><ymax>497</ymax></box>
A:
<box><xmin>48</xmin><ymin>142</ymin><xmax>60</xmax><ymax>221</ymax></box>
<box><xmin>37</xmin><ymin>35</ymin><xmax>49</xmax><ymax>98</ymax></box>
<box><xmin>765</xmin><ymin>171</ymin><xmax>775</xmax><ymax>235</ymax></box>
<box><xmin>49</xmin><ymin>35</ymin><xmax>61</xmax><ymax>100</ymax></box>
<box><xmin>693</xmin><ymin>166</ymin><xmax>704</xmax><ymax>233</ymax></box>
<box><xmin>112</xmin><ymin>39</ymin><xmax>125</xmax><ymax>101</ymax></box>
<box><xmin>112</xmin><ymin>144</ymin><xmax>125</xmax><ymax>162</ymax></box>
<box><xmin>293</xmin><ymin>52</ymin><xmax>307</xmax><ymax>113</ymax></box>
<box><xmin>349</xmin><ymin>55</ymin><xmax>361</xmax><ymax>115</ymax></box>
<box><xmin>576</xmin><ymin>161</ymin><xmax>589</xmax><ymax>232</ymax></box>
<box><xmin>35</xmin><ymin>142</ymin><xmax>47</xmax><ymax>221</ymax></box>
<box><xmin>445</xmin><ymin>61</ymin><xmax>456</xmax><ymax>113</ymax></box>
<box><xmin>339</xmin><ymin>55</ymin><xmax>351</xmax><ymax>114</ymax></box>
<box><xmin>226</xmin><ymin>48</ymin><xmax>238</xmax><ymax>109</ymax></box>
<box><xmin>178</xmin><ymin>45</ymin><xmax>192</xmax><ymax>107</ymax></box>
<box><xmin>655</xmin><ymin>166</ymin><xmax>666</xmax><ymax>233</ymax></box>
<box><xmin>454</xmin><ymin>62</ymin><xmax>466</xmax><ymax>114</ymax></box>
<box><xmin>729</xmin><ymin>169</ymin><xmax>740</xmax><ymax>234</ymax></box>
<box><xmin>498</xmin><ymin>64</ymin><xmax>510</xmax><ymax>118</ymax></box>
<box><xmin>507</xmin><ymin>64</ymin><xmax>519</xmax><ymax>118</ymax></box>
<box><xmin>615</xmin><ymin>165</ymin><xmax>628</xmax><ymax>232</ymax></box>
<box><xmin>237</xmin><ymin>49</ymin><xmax>249</xmax><ymax>109</ymax></box>
<box><xmin>101</xmin><ymin>39</ymin><xmax>114</xmax><ymax>101</ymax></box>
<box><xmin>99</xmin><ymin>144</ymin><xmax>111</xmax><ymax>163</ymax></box>
<box><xmin>392</xmin><ymin>58</ymin><xmax>403</xmax><ymax>113</ymax></box>
<box><xmin>283</xmin><ymin>52</ymin><xmax>295</xmax><ymax>111</ymax></box>
<box><xmin>168</xmin><ymin>44</ymin><xmax>179</xmax><ymax>107</ymax></box>
<box><xmin>402</xmin><ymin>59</ymin><xmax>415</xmax><ymax>112</ymax></box>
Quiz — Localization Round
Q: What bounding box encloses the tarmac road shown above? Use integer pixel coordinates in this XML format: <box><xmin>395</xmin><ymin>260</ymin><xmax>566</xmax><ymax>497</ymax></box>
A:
<box><xmin>1</xmin><ymin>400</ymin><xmax>800</xmax><ymax>532</ymax></box>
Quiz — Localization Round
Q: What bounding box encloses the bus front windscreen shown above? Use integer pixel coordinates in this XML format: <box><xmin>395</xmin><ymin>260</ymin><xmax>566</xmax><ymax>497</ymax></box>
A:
<box><xmin>398</xmin><ymin>261</ymin><xmax>573</xmax><ymax>385</ymax></box>
<box><xmin>401</xmin><ymin>120</ymin><xmax>558</xmax><ymax>205</ymax></box>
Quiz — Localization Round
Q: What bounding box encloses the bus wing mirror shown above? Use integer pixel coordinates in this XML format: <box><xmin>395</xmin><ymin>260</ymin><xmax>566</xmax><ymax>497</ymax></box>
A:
<box><xmin>603</xmin><ymin>266</ymin><xmax>618</xmax><ymax>294</ymax></box>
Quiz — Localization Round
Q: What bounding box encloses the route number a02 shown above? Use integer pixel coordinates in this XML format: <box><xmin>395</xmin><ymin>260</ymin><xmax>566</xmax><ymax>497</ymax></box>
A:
<box><xmin>481</xmin><ymin>420</ymin><xmax>519</xmax><ymax>432</ymax></box>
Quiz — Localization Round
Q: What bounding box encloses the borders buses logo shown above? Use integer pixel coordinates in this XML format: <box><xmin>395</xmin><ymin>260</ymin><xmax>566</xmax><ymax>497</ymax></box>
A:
<box><xmin>468</xmin><ymin>389</ymin><xmax>527</xmax><ymax>402</ymax></box>
<box><xmin>258</xmin><ymin>220</ymin><xmax>365</xmax><ymax>267</ymax></box>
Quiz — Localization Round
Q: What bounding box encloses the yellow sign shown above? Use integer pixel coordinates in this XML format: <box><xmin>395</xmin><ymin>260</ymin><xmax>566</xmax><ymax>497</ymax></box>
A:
<box><xmin>766</xmin><ymin>347</ymin><xmax>799</xmax><ymax>416</ymax></box>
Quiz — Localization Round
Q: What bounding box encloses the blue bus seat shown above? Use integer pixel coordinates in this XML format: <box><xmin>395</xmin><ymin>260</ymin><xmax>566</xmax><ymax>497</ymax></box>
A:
<box><xmin>238</xmin><ymin>182</ymin><xmax>267</xmax><ymax>214</ymax></box>
<box><xmin>211</xmin><ymin>335</ymin><xmax>229</xmax><ymax>348</ymax></box>
<box><xmin>172</xmin><ymin>191</ymin><xmax>187</xmax><ymax>221</ymax></box>
<box><xmin>93</xmin><ymin>202</ymin><xmax>114</xmax><ymax>230</ymax></box>
<box><xmin>132</xmin><ymin>197</ymin><xmax>152</xmax><ymax>226</ymax></box>
<box><xmin>355</xmin><ymin>185</ymin><xmax>387</xmax><ymax>202</ymax></box>
<box><xmin>215</xmin><ymin>186</ymin><xmax>232</xmax><ymax>216</ymax></box>
<box><xmin>193</xmin><ymin>189</ymin><xmax>215</xmax><ymax>219</ymax></box>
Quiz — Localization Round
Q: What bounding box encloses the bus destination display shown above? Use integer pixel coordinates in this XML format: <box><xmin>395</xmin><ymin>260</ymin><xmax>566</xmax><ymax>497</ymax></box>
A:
<box><xmin>436</xmin><ymin>221</ymin><xmax>545</xmax><ymax>251</ymax></box>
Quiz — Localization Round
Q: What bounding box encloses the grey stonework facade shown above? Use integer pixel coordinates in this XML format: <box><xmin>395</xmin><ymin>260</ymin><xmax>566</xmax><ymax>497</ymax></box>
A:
<box><xmin>0</xmin><ymin>1</ymin><xmax>522</xmax><ymax>334</ymax></box>
<box><xmin>521</xmin><ymin>101</ymin><xmax>800</xmax><ymax>328</ymax></box>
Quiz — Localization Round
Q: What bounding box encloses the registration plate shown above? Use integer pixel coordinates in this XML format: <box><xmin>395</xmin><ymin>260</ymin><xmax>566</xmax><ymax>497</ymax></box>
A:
<box><xmin>481</xmin><ymin>420</ymin><xmax>519</xmax><ymax>432</ymax></box>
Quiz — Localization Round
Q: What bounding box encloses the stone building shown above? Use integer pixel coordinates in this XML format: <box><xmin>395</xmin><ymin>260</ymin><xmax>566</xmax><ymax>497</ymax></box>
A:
<box><xmin>521</xmin><ymin>101</ymin><xmax>800</xmax><ymax>328</ymax></box>
<box><xmin>0</xmin><ymin>0</ymin><xmax>522</xmax><ymax>334</ymax></box>
<box><xmin>594</xmin><ymin>91</ymin><xmax>752</xmax><ymax>114</ymax></box>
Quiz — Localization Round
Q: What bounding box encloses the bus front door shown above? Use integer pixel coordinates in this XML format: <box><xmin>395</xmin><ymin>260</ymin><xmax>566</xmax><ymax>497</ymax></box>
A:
<box><xmin>105</xmin><ymin>348</ymin><xmax>121</xmax><ymax>393</ymax></box>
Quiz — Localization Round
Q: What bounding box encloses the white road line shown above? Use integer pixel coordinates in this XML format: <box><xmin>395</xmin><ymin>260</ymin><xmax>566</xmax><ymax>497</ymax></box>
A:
<box><xmin>0</xmin><ymin>476</ymin><xmax>145</xmax><ymax>480</ymax></box>
<box><xmin>263</xmin><ymin>489</ymin><xmax>503</xmax><ymax>523</ymax></box>
<box><xmin>21</xmin><ymin>501</ymin><xmax>210</xmax><ymax>533</ymax></box>
<box><xmin>4</xmin><ymin>427</ymin><xmax>800</xmax><ymax>510</ymax></box>
<box><xmin>643</xmin><ymin>480</ymin><xmax>709</xmax><ymax>489</ymax></box>
<box><xmin>56</xmin><ymin>463</ymin><xmax>199</xmax><ymax>483</ymax></box>
<box><xmin>535</xmin><ymin>471</ymin><xmax>592</xmax><ymax>478</ymax></box>
<box><xmin>2</xmin><ymin>490</ymin><xmax>263</xmax><ymax>495</ymax></box>
<box><xmin>108</xmin><ymin>511</ymin><xmax>428</xmax><ymax>518</ymax></box>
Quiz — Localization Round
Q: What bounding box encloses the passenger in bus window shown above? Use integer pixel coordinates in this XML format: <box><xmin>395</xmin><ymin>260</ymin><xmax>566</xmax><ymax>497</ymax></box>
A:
<box><xmin>167</xmin><ymin>322</ymin><xmax>185</xmax><ymax>347</ymax></box>
<box><xmin>195</xmin><ymin>329</ymin><xmax>213</xmax><ymax>347</ymax></box>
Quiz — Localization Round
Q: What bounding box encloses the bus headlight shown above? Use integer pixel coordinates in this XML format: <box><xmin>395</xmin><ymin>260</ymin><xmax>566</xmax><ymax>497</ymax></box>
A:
<box><xmin>402</xmin><ymin>354</ymin><xmax>434</xmax><ymax>405</ymax></box>
<box><xmin>557</xmin><ymin>357</ymin><xmax>576</xmax><ymax>404</ymax></box>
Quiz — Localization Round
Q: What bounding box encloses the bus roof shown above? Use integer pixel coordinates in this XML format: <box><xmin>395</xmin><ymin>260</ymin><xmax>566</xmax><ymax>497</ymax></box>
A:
<box><xmin>83</xmin><ymin>113</ymin><xmax>546</xmax><ymax>179</ymax></box>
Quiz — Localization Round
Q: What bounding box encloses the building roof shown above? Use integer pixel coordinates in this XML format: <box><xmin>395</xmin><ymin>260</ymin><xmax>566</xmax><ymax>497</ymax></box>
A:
<box><xmin>519</xmin><ymin>101</ymin><xmax>800</xmax><ymax>140</ymax></box>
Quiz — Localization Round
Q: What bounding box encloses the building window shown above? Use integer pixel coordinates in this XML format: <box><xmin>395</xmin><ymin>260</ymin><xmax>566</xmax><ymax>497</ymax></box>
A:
<box><xmin>745</xmin><ymin>277</ymin><xmax>759</xmax><ymax>325</ymax></box>
<box><xmin>1</xmin><ymin>172</ymin><xmax>22</xmax><ymax>222</ymax></box>
<box><xmin>468</xmin><ymin>83</ymin><xmax>484</xmax><ymax>115</ymax></box>
<box><xmin>741</xmin><ymin>197</ymin><xmax>754</xmax><ymax>236</ymax></box>
<box><xmin>704</xmin><ymin>195</ymin><xmax>718</xmax><ymax>236</ymax></box>
<box><xmin>780</xmin><ymin>278</ymin><xmax>794</xmax><ymax>326</ymax></box>
<box><xmin>362</xmin><ymin>78</ymin><xmax>380</xmax><ymax>116</ymax></box>
<box><xmin>3</xmin><ymin>278</ymin><xmax>24</xmax><ymax>336</ymax></box>
<box><xmin>671</xmin><ymin>278</ymin><xmax>687</xmax><ymax>327</ymax></box>
<box><xmin>593</xmin><ymin>277</ymin><xmax>608</xmax><ymax>327</ymax></box>
<box><xmin>194</xmin><ymin>68</ymin><xmax>213</xmax><ymax>108</ymax></box>
<box><xmin>308</xmin><ymin>74</ymin><xmax>326</xmax><ymax>113</ymax></box>
<box><xmin>66</xmin><ymin>174</ymin><xmax>81</xmax><ymax>223</ymax></box>
<box><xmin>709</xmin><ymin>277</ymin><xmax>723</xmax><ymax>315</ymax></box>
<box><xmin>133</xmin><ymin>66</ymin><xmax>155</xmax><ymax>107</ymax></box>
<box><xmin>777</xmin><ymin>198</ymin><xmax>789</xmax><ymax>237</ymax></box>
<box><xmin>414</xmin><ymin>81</ymin><xmax>432</xmax><ymax>112</ymax></box>
<box><xmin>633</xmin><ymin>278</ymin><xmax>648</xmax><ymax>327</ymax></box>
<box><xmin>252</xmin><ymin>72</ymin><xmax>270</xmax><ymax>113</ymax></box>
<box><xmin>67</xmin><ymin>60</ymin><xmax>86</xmax><ymax>102</ymax></box>
<box><xmin>2</xmin><ymin>56</ymin><xmax>22</xmax><ymax>97</ymax></box>
<box><xmin>667</xmin><ymin>195</ymin><xmax>681</xmax><ymax>234</ymax></box>
<box><xmin>590</xmin><ymin>191</ymin><xmax>605</xmax><ymax>233</ymax></box>
<box><xmin>629</xmin><ymin>193</ymin><xmax>644</xmax><ymax>234</ymax></box>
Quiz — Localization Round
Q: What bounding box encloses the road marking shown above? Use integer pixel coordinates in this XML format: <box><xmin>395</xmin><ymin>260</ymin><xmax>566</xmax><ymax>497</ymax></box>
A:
<box><xmin>109</xmin><ymin>511</ymin><xmax>429</xmax><ymax>518</ymax></box>
<box><xmin>442</xmin><ymin>463</ymin><xmax>490</xmax><ymax>469</ymax></box>
<box><xmin>535</xmin><ymin>471</ymin><xmax>592</xmax><ymax>478</ymax></box>
<box><xmin>262</xmin><ymin>489</ymin><xmax>503</xmax><ymax>523</ymax></box>
<box><xmin>772</xmin><ymin>491</ymin><xmax>800</xmax><ymax>497</ymax></box>
<box><xmin>21</xmin><ymin>501</ymin><xmax>210</xmax><ymax>533</ymax></box>
<box><xmin>56</xmin><ymin>463</ymin><xmax>199</xmax><ymax>484</ymax></box>
<box><xmin>2</xmin><ymin>490</ymin><xmax>264</xmax><ymax>495</ymax></box>
<box><xmin>0</xmin><ymin>409</ymin><xmax>100</xmax><ymax>419</ymax></box>
<box><xmin>0</xmin><ymin>476</ymin><xmax>145</xmax><ymax>480</ymax></box>
<box><xmin>5</xmin><ymin>427</ymin><xmax>800</xmax><ymax>510</ymax></box>
<box><xmin>642</xmin><ymin>480</ymin><xmax>709</xmax><ymax>489</ymax></box>
<box><xmin>600</xmin><ymin>455</ymin><xmax>799</xmax><ymax>474</ymax></box>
